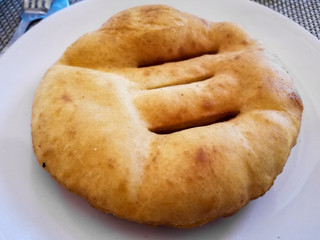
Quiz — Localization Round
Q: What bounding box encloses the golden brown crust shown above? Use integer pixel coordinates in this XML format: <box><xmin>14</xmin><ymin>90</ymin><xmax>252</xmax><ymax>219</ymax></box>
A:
<box><xmin>32</xmin><ymin>5</ymin><xmax>303</xmax><ymax>228</ymax></box>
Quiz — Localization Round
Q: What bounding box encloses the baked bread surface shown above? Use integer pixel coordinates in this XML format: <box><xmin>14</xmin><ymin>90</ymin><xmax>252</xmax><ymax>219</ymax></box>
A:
<box><xmin>32</xmin><ymin>5</ymin><xmax>303</xmax><ymax>228</ymax></box>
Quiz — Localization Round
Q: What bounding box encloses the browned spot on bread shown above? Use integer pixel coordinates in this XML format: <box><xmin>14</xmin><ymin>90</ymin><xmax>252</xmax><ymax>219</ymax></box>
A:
<box><xmin>169</xmin><ymin>68</ymin><xmax>176</xmax><ymax>77</ymax></box>
<box><xmin>289</xmin><ymin>91</ymin><xmax>303</xmax><ymax>109</ymax></box>
<box><xmin>178</xmin><ymin>46</ymin><xmax>186</xmax><ymax>56</ymax></box>
<box><xmin>108</xmin><ymin>163</ymin><xmax>115</xmax><ymax>169</ymax></box>
<box><xmin>233</xmin><ymin>55</ymin><xmax>241</xmax><ymax>60</ymax></box>
<box><xmin>241</xmin><ymin>40</ymin><xmax>248</xmax><ymax>46</ymax></box>
<box><xmin>43</xmin><ymin>149</ymin><xmax>54</xmax><ymax>158</ymax></box>
<box><xmin>202</xmin><ymin>99</ymin><xmax>213</xmax><ymax>110</ymax></box>
<box><xmin>67</xmin><ymin>129</ymin><xmax>76</xmax><ymax>138</ymax></box>
<box><xmin>62</xmin><ymin>94</ymin><xmax>72</xmax><ymax>102</ymax></box>
<box><xmin>196</xmin><ymin>147</ymin><xmax>209</xmax><ymax>165</ymax></box>
<box><xmin>186</xmin><ymin>177</ymin><xmax>193</xmax><ymax>183</ymax></box>
<box><xmin>166</xmin><ymin>180</ymin><xmax>174</xmax><ymax>187</ymax></box>
<box><xmin>117</xmin><ymin>181</ymin><xmax>128</xmax><ymax>194</ymax></box>
<box><xmin>143</xmin><ymin>69</ymin><xmax>151</xmax><ymax>76</ymax></box>
<box><xmin>190</xmin><ymin>40</ymin><xmax>196</xmax><ymax>49</ymax></box>
<box><xmin>144</xmin><ymin>164</ymin><xmax>150</xmax><ymax>171</ymax></box>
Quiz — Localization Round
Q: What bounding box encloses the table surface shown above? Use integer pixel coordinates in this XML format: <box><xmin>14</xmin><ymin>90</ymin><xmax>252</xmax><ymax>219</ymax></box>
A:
<box><xmin>0</xmin><ymin>0</ymin><xmax>319</xmax><ymax>53</ymax></box>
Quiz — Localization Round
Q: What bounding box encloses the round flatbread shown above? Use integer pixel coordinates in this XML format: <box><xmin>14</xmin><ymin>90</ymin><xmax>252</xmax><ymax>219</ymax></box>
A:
<box><xmin>32</xmin><ymin>5</ymin><xmax>303</xmax><ymax>228</ymax></box>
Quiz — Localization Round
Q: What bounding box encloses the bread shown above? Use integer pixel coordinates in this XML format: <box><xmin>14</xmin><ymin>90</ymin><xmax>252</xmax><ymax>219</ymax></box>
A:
<box><xmin>31</xmin><ymin>5</ymin><xmax>303</xmax><ymax>228</ymax></box>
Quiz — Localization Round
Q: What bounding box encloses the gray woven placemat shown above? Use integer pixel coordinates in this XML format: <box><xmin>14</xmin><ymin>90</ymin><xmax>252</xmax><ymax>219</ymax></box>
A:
<box><xmin>0</xmin><ymin>0</ymin><xmax>80</xmax><ymax>52</ymax></box>
<box><xmin>0</xmin><ymin>0</ymin><xmax>319</xmax><ymax>52</ymax></box>
<box><xmin>253</xmin><ymin>0</ymin><xmax>320</xmax><ymax>39</ymax></box>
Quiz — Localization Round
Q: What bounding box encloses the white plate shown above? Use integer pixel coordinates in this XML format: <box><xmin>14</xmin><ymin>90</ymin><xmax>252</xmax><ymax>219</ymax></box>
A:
<box><xmin>0</xmin><ymin>0</ymin><xmax>319</xmax><ymax>239</ymax></box>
